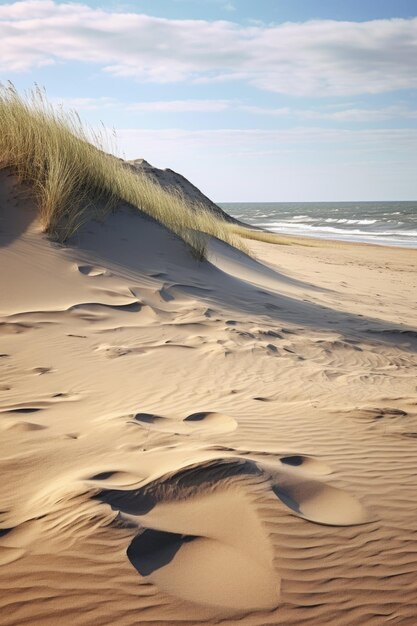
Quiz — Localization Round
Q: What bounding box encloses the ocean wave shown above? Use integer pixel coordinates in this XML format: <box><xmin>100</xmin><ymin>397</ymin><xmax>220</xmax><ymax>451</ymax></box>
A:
<box><xmin>324</xmin><ymin>218</ymin><xmax>377</xmax><ymax>225</ymax></box>
<box><xmin>258</xmin><ymin>221</ymin><xmax>417</xmax><ymax>238</ymax></box>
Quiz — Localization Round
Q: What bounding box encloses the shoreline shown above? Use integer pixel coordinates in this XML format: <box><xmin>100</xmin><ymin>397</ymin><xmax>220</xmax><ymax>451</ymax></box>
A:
<box><xmin>269</xmin><ymin>230</ymin><xmax>417</xmax><ymax>249</ymax></box>
<box><xmin>251</xmin><ymin>228</ymin><xmax>417</xmax><ymax>252</ymax></box>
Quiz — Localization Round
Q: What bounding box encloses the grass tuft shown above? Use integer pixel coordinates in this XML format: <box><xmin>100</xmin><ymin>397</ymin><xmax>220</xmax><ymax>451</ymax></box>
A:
<box><xmin>0</xmin><ymin>83</ymin><xmax>254</xmax><ymax>258</ymax></box>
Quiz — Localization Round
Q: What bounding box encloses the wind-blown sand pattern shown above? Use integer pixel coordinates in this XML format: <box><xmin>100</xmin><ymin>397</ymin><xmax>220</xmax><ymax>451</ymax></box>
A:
<box><xmin>1</xmin><ymin>168</ymin><xmax>417</xmax><ymax>624</ymax></box>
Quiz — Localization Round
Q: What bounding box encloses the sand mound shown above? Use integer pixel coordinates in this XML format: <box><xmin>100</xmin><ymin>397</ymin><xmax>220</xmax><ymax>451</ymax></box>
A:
<box><xmin>94</xmin><ymin>452</ymin><xmax>368</xmax><ymax>609</ymax></box>
<box><xmin>271</xmin><ymin>478</ymin><xmax>368</xmax><ymax>526</ymax></box>
<box><xmin>98</xmin><ymin>459</ymin><xmax>277</xmax><ymax>610</ymax></box>
<box><xmin>127</xmin><ymin>506</ymin><xmax>279</xmax><ymax>611</ymax></box>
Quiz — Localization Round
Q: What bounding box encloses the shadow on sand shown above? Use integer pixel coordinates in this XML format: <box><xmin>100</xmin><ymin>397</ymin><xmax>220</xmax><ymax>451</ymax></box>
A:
<box><xmin>69</xmin><ymin>206</ymin><xmax>417</xmax><ymax>353</ymax></box>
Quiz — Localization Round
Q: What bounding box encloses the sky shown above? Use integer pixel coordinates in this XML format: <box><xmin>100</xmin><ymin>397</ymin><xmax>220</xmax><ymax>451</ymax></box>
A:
<box><xmin>0</xmin><ymin>0</ymin><xmax>416</xmax><ymax>201</ymax></box>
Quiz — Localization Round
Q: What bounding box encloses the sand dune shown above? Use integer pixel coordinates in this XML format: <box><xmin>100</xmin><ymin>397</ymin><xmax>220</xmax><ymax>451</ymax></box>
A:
<box><xmin>1</xmin><ymin>169</ymin><xmax>417</xmax><ymax>624</ymax></box>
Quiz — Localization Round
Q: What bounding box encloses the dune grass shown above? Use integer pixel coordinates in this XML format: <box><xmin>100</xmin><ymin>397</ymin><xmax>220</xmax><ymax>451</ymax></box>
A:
<box><xmin>0</xmin><ymin>83</ymin><xmax>253</xmax><ymax>258</ymax></box>
<box><xmin>230</xmin><ymin>226</ymin><xmax>290</xmax><ymax>245</ymax></box>
<box><xmin>231</xmin><ymin>225</ymin><xmax>314</xmax><ymax>246</ymax></box>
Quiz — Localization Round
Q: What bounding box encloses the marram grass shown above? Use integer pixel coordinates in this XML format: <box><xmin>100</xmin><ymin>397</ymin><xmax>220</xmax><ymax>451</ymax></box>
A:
<box><xmin>0</xmin><ymin>83</ymin><xmax>289</xmax><ymax>259</ymax></box>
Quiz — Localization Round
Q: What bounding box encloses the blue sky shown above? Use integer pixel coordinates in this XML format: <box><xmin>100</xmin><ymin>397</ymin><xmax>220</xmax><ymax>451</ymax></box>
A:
<box><xmin>0</xmin><ymin>0</ymin><xmax>416</xmax><ymax>201</ymax></box>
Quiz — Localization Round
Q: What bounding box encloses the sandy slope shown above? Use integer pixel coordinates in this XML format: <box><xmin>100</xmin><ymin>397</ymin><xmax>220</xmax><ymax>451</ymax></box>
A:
<box><xmin>127</xmin><ymin>158</ymin><xmax>236</xmax><ymax>222</ymax></box>
<box><xmin>1</xmin><ymin>168</ymin><xmax>417</xmax><ymax>625</ymax></box>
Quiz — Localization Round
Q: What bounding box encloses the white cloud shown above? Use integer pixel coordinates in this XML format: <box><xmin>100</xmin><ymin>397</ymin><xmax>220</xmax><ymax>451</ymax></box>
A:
<box><xmin>239</xmin><ymin>104</ymin><xmax>417</xmax><ymax>121</ymax></box>
<box><xmin>238</xmin><ymin>105</ymin><xmax>291</xmax><ymax>116</ymax></box>
<box><xmin>300</xmin><ymin>105</ymin><xmax>417</xmax><ymax>122</ymax></box>
<box><xmin>128</xmin><ymin>99</ymin><xmax>232</xmax><ymax>112</ymax></box>
<box><xmin>0</xmin><ymin>1</ymin><xmax>417</xmax><ymax>96</ymax></box>
<box><xmin>47</xmin><ymin>96</ymin><xmax>234</xmax><ymax>113</ymax></box>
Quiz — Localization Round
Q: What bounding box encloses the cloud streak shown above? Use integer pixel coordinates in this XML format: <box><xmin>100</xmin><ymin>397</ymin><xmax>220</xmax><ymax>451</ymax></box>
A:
<box><xmin>50</xmin><ymin>95</ymin><xmax>417</xmax><ymax>123</ymax></box>
<box><xmin>128</xmin><ymin>99</ymin><xmax>232</xmax><ymax>112</ymax></box>
<box><xmin>1</xmin><ymin>1</ymin><xmax>417</xmax><ymax>96</ymax></box>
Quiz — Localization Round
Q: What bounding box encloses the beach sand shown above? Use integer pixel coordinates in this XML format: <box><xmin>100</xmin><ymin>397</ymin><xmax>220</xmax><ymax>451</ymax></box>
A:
<box><xmin>1</xmin><ymin>168</ymin><xmax>417</xmax><ymax>625</ymax></box>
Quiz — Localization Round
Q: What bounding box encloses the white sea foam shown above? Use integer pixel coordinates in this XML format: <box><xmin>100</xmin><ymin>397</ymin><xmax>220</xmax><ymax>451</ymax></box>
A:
<box><xmin>221</xmin><ymin>201</ymin><xmax>417</xmax><ymax>248</ymax></box>
<box><xmin>325</xmin><ymin>218</ymin><xmax>377</xmax><ymax>225</ymax></box>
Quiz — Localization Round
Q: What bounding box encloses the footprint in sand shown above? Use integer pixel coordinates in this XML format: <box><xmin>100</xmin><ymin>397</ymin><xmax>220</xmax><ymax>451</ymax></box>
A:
<box><xmin>76</xmin><ymin>264</ymin><xmax>107</xmax><ymax>277</ymax></box>
<box><xmin>279</xmin><ymin>454</ymin><xmax>331</xmax><ymax>475</ymax></box>
<box><xmin>96</xmin><ymin>458</ymin><xmax>278</xmax><ymax>611</ymax></box>
<box><xmin>88</xmin><ymin>470</ymin><xmax>145</xmax><ymax>487</ymax></box>
<box><xmin>32</xmin><ymin>366</ymin><xmax>52</xmax><ymax>375</ymax></box>
<box><xmin>0</xmin><ymin>394</ymin><xmax>78</xmax><ymax>418</ymax></box>
<box><xmin>94</xmin><ymin>450</ymin><xmax>369</xmax><ymax>611</ymax></box>
<box><xmin>1</xmin><ymin>407</ymin><xmax>42</xmax><ymax>414</ymax></box>
<box><xmin>133</xmin><ymin>411</ymin><xmax>238</xmax><ymax>436</ymax></box>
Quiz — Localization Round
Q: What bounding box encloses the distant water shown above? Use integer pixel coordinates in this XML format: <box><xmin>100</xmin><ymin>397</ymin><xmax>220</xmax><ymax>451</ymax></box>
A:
<box><xmin>220</xmin><ymin>202</ymin><xmax>417</xmax><ymax>248</ymax></box>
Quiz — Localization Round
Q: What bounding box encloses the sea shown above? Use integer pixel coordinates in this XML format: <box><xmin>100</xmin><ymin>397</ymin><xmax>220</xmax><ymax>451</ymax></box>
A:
<box><xmin>220</xmin><ymin>202</ymin><xmax>417</xmax><ymax>248</ymax></box>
